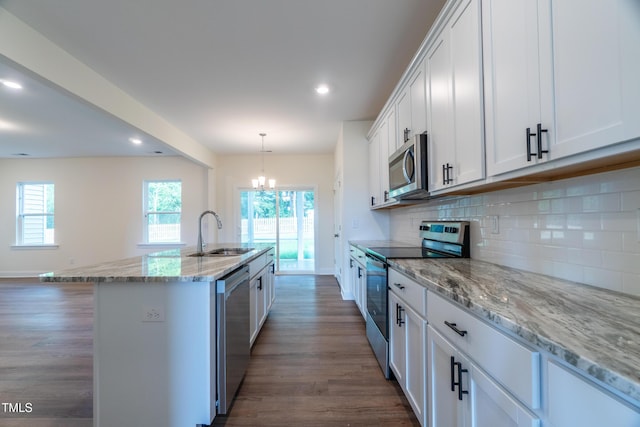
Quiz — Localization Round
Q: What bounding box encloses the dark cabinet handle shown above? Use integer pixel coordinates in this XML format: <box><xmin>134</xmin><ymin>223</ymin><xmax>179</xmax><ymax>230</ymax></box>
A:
<box><xmin>404</xmin><ymin>128</ymin><xmax>410</xmax><ymax>142</ymax></box>
<box><xmin>454</xmin><ymin>360</ymin><xmax>469</xmax><ymax>400</ymax></box>
<box><xmin>526</xmin><ymin>127</ymin><xmax>536</xmax><ymax>161</ymax></box>
<box><xmin>442</xmin><ymin>163</ymin><xmax>454</xmax><ymax>185</ymax></box>
<box><xmin>350</xmin><ymin>259</ymin><xmax>354</xmax><ymax>268</ymax></box>
<box><xmin>371</xmin><ymin>196</ymin><xmax>375</xmax><ymax>206</ymax></box>
<box><xmin>393</xmin><ymin>282</ymin><xmax>405</xmax><ymax>290</ymax></box>
<box><xmin>384</xmin><ymin>190</ymin><xmax>389</xmax><ymax>202</ymax></box>
<box><xmin>257</xmin><ymin>277</ymin><xmax>263</xmax><ymax>290</ymax></box>
<box><xmin>396</xmin><ymin>303</ymin><xmax>405</xmax><ymax>326</ymax></box>
<box><xmin>537</xmin><ymin>123</ymin><xmax>548</xmax><ymax>159</ymax></box>
<box><xmin>357</xmin><ymin>266</ymin><xmax>362</xmax><ymax>279</ymax></box>
<box><xmin>444</xmin><ymin>321</ymin><xmax>467</xmax><ymax>337</ymax></box>
<box><xmin>450</xmin><ymin>356</ymin><xmax>456</xmax><ymax>392</ymax></box>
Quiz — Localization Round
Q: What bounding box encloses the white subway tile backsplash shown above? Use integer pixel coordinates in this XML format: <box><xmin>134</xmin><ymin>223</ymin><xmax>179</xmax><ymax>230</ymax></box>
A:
<box><xmin>389</xmin><ymin>166</ymin><xmax>640</xmax><ymax>296</ymax></box>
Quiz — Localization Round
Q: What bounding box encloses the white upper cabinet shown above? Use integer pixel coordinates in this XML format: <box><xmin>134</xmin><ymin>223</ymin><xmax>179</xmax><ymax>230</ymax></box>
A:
<box><xmin>482</xmin><ymin>0</ymin><xmax>554</xmax><ymax>176</ymax></box>
<box><xmin>368</xmin><ymin>127</ymin><xmax>381</xmax><ymax>207</ymax></box>
<box><xmin>550</xmin><ymin>0</ymin><xmax>640</xmax><ymax>158</ymax></box>
<box><xmin>427</xmin><ymin>0</ymin><xmax>484</xmax><ymax>192</ymax></box>
<box><xmin>396</xmin><ymin>61</ymin><xmax>427</xmax><ymax>152</ymax></box>
<box><xmin>484</xmin><ymin>0</ymin><xmax>640</xmax><ymax>177</ymax></box>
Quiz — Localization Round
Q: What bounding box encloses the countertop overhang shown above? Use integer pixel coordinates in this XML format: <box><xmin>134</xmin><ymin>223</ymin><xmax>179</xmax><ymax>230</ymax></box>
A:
<box><xmin>40</xmin><ymin>243</ymin><xmax>272</xmax><ymax>283</ymax></box>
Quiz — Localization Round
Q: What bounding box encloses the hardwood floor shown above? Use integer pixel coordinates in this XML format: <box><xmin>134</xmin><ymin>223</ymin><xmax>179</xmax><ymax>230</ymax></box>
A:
<box><xmin>214</xmin><ymin>275</ymin><xmax>419</xmax><ymax>426</ymax></box>
<box><xmin>0</xmin><ymin>276</ymin><xmax>418</xmax><ymax>426</ymax></box>
<box><xmin>0</xmin><ymin>279</ymin><xmax>92</xmax><ymax>427</ymax></box>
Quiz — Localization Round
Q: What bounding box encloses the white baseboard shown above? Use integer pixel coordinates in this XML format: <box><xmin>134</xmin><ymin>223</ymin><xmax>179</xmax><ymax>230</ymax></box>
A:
<box><xmin>0</xmin><ymin>271</ymin><xmax>43</xmax><ymax>278</ymax></box>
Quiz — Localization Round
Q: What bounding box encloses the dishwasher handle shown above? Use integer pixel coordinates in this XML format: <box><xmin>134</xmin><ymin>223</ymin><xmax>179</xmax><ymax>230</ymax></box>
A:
<box><xmin>216</xmin><ymin>265</ymin><xmax>250</xmax><ymax>295</ymax></box>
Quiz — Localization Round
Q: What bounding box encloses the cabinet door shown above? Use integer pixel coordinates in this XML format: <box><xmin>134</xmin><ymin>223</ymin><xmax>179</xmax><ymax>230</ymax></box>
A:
<box><xmin>397</xmin><ymin>87</ymin><xmax>412</xmax><ymax>147</ymax></box>
<box><xmin>257</xmin><ymin>274</ymin><xmax>266</xmax><ymax>327</ymax></box>
<box><xmin>428</xmin><ymin>326</ymin><xmax>467</xmax><ymax>427</ymax></box>
<box><xmin>249</xmin><ymin>277</ymin><xmax>258</xmax><ymax>345</ymax></box>
<box><xmin>358</xmin><ymin>264</ymin><xmax>367</xmax><ymax>319</ymax></box>
<box><xmin>550</xmin><ymin>0</ymin><xmax>640</xmax><ymax>159</ymax></box>
<box><xmin>470</xmin><ymin>363</ymin><xmax>540</xmax><ymax>427</ymax></box>
<box><xmin>405</xmin><ymin>303</ymin><xmax>427</xmax><ymax>426</ymax></box>
<box><xmin>389</xmin><ymin>291</ymin><xmax>406</xmax><ymax>385</ymax></box>
<box><xmin>547</xmin><ymin>361</ymin><xmax>640</xmax><ymax>427</ymax></box>
<box><xmin>379</xmin><ymin>120</ymin><xmax>390</xmax><ymax>203</ymax></box>
<box><xmin>426</xmin><ymin>31</ymin><xmax>455</xmax><ymax>192</ymax></box>
<box><xmin>450</xmin><ymin>0</ymin><xmax>484</xmax><ymax>186</ymax></box>
<box><xmin>368</xmin><ymin>130</ymin><xmax>381</xmax><ymax>207</ymax></box>
<box><xmin>385</xmin><ymin>106</ymin><xmax>398</xmax><ymax>154</ymax></box>
<box><xmin>410</xmin><ymin>62</ymin><xmax>427</xmax><ymax>139</ymax></box>
<box><xmin>482</xmin><ymin>0</ymin><xmax>554</xmax><ymax>176</ymax></box>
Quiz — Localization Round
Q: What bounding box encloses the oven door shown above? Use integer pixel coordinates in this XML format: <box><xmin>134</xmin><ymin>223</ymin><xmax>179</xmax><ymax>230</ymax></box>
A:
<box><xmin>365</xmin><ymin>254</ymin><xmax>388</xmax><ymax>340</ymax></box>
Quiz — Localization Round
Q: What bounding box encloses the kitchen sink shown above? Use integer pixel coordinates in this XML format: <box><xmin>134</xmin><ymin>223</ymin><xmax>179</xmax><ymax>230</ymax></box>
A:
<box><xmin>188</xmin><ymin>247</ymin><xmax>254</xmax><ymax>257</ymax></box>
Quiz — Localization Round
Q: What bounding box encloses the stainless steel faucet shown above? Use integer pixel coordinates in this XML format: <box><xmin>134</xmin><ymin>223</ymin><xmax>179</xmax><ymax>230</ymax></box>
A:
<box><xmin>197</xmin><ymin>210</ymin><xmax>223</xmax><ymax>253</ymax></box>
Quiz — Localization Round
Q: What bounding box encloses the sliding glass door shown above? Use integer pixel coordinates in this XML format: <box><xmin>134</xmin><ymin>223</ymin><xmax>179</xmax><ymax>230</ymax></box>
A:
<box><xmin>240</xmin><ymin>189</ymin><xmax>315</xmax><ymax>273</ymax></box>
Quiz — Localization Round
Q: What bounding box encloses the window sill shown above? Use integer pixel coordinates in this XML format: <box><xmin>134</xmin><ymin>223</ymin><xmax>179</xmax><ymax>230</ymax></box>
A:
<box><xmin>137</xmin><ymin>242</ymin><xmax>187</xmax><ymax>249</ymax></box>
<box><xmin>11</xmin><ymin>244</ymin><xmax>59</xmax><ymax>250</ymax></box>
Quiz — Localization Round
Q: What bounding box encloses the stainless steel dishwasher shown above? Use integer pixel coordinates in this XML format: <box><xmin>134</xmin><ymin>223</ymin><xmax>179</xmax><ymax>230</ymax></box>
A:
<box><xmin>216</xmin><ymin>264</ymin><xmax>250</xmax><ymax>415</ymax></box>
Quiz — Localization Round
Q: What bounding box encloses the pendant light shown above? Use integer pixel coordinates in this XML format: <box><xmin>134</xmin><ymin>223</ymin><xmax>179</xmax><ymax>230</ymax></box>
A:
<box><xmin>251</xmin><ymin>133</ymin><xmax>276</xmax><ymax>190</ymax></box>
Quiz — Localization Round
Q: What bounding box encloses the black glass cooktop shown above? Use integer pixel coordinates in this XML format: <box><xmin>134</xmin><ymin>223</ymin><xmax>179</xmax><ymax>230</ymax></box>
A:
<box><xmin>366</xmin><ymin>246</ymin><xmax>450</xmax><ymax>260</ymax></box>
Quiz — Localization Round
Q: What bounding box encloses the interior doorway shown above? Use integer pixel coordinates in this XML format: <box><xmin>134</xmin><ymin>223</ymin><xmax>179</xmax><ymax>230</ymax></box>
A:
<box><xmin>240</xmin><ymin>189</ymin><xmax>315</xmax><ymax>273</ymax></box>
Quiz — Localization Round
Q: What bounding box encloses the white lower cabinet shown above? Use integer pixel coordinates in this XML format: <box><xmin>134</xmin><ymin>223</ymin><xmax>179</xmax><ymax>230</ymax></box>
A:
<box><xmin>349</xmin><ymin>245</ymin><xmax>366</xmax><ymax>319</ymax></box>
<box><xmin>428</xmin><ymin>325</ymin><xmax>540</xmax><ymax>427</ymax></box>
<box><xmin>249</xmin><ymin>252</ymin><xmax>275</xmax><ymax>347</ymax></box>
<box><xmin>388</xmin><ymin>268</ymin><xmax>427</xmax><ymax>426</ymax></box>
<box><xmin>546</xmin><ymin>361</ymin><xmax>640</xmax><ymax>427</ymax></box>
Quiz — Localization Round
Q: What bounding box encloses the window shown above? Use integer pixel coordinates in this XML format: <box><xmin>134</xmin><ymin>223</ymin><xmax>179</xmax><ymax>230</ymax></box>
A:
<box><xmin>16</xmin><ymin>182</ymin><xmax>55</xmax><ymax>245</ymax></box>
<box><xmin>143</xmin><ymin>180</ymin><xmax>181</xmax><ymax>243</ymax></box>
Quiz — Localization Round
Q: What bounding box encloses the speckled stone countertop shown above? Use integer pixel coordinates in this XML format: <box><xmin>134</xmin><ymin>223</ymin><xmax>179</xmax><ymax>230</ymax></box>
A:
<box><xmin>40</xmin><ymin>243</ymin><xmax>273</xmax><ymax>283</ymax></box>
<box><xmin>350</xmin><ymin>241</ymin><xmax>640</xmax><ymax>404</ymax></box>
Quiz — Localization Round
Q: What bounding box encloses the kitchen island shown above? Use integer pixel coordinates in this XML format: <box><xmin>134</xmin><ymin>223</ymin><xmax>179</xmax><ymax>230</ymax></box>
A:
<box><xmin>41</xmin><ymin>244</ymin><xmax>273</xmax><ymax>427</ymax></box>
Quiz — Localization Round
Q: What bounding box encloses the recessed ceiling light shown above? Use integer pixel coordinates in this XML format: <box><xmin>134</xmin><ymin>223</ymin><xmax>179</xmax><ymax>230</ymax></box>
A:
<box><xmin>315</xmin><ymin>84</ymin><xmax>330</xmax><ymax>95</ymax></box>
<box><xmin>1</xmin><ymin>79</ymin><xmax>23</xmax><ymax>90</ymax></box>
<box><xmin>129</xmin><ymin>137</ymin><xmax>142</xmax><ymax>145</ymax></box>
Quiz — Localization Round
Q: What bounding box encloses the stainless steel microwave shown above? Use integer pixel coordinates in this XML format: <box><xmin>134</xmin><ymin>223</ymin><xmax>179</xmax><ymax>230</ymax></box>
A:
<box><xmin>388</xmin><ymin>133</ymin><xmax>429</xmax><ymax>200</ymax></box>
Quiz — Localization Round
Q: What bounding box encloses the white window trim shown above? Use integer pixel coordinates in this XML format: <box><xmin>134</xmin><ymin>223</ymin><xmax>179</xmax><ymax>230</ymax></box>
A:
<box><xmin>142</xmin><ymin>180</ymin><xmax>182</xmax><ymax>244</ymax></box>
<box><xmin>16</xmin><ymin>181</ymin><xmax>55</xmax><ymax>247</ymax></box>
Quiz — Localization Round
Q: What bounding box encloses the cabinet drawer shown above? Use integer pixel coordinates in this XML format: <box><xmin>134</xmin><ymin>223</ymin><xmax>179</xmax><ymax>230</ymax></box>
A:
<box><xmin>349</xmin><ymin>245</ymin><xmax>366</xmax><ymax>265</ymax></box>
<box><xmin>249</xmin><ymin>253</ymin><xmax>267</xmax><ymax>279</ymax></box>
<box><xmin>388</xmin><ymin>268</ymin><xmax>426</xmax><ymax>317</ymax></box>
<box><xmin>428</xmin><ymin>291</ymin><xmax>540</xmax><ymax>409</ymax></box>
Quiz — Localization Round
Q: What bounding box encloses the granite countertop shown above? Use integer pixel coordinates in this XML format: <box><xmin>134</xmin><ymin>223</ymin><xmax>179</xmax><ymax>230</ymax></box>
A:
<box><xmin>40</xmin><ymin>243</ymin><xmax>273</xmax><ymax>283</ymax></box>
<box><xmin>349</xmin><ymin>241</ymin><xmax>640</xmax><ymax>405</ymax></box>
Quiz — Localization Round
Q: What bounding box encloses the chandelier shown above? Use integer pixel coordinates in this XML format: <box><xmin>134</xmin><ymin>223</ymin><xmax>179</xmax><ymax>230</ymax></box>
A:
<box><xmin>251</xmin><ymin>133</ymin><xmax>276</xmax><ymax>190</ymax></box>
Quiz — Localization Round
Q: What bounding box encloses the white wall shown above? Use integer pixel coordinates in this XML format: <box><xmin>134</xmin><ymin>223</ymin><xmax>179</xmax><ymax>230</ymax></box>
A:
<box><xmin>0</xmin><ymin>156</ymin><xmax>210</xmax><ymax>276</ymax></box>
<box><xmin>215</xmin><ymin>153</ymin><xmax>334</xmax><ymax>274</ymax></box>
<box><xmin>390</xmin><ymin>166</ymin><xmax>640</xmax><ymax>297</ymax></box>
<box><xmin>334</xmin><ymin>120</ymin><xmax>389</xmax><ymax>296</ymax></box>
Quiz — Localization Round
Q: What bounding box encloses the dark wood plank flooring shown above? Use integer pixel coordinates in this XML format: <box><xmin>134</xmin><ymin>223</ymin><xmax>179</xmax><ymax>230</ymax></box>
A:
<box><xmin>0</xmin><ymin>276</ymin><xmax>418</xmax><ymax>426</ymax></box>
<box><xmin>214</xmin><ymin>275</ymin><xmax>419</xmax><ymax>426</ymax></box>
<box><xmin>0</xmin><ymin>279</ymin><xmax>93</xmax><ymax>427</ymax></box>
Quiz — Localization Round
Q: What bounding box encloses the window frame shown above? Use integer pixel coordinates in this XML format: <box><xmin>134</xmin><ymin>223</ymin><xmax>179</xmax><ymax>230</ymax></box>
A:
<box><xmin>15</xmin><ymin>181</ymin><xmax>56</xmax><ymax>247</ymax></box>
<box><xmin>142</xmin><ymin>180</ymin><xmax>183</xmax><ymax>245</ymax></box>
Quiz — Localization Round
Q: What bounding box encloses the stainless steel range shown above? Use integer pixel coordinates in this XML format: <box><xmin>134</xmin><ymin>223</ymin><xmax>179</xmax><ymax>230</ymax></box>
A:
<box><xmin>364</xmin><ymin>220</ymin><xmax>470</xmax><ymax>378</ymax></box>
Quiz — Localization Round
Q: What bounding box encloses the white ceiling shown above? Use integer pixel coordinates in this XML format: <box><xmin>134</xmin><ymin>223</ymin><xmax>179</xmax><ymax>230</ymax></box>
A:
<box><xmin>0</xmin><ymin>0</ymin><xmax>446</xmax><ymax>157</ymax></box>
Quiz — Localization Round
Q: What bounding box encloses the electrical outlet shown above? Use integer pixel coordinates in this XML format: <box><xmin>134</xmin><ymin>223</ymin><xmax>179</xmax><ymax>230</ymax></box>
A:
<box><xmin>142</xmin><ymin>307</ymin><xmax>165</xmax><ymax>322</ymax></box>
<box><xmin>489</xmin><ymin>215</ymin><xmax>500</xmax><ymax>234</ymax></box>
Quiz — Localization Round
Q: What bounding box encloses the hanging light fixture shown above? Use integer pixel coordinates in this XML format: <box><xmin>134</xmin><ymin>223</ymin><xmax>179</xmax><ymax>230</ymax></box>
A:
<box><xmin>251</xmin><ymin>133</ymin><xmax>276</xmax><ymax>190</ymax></box>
